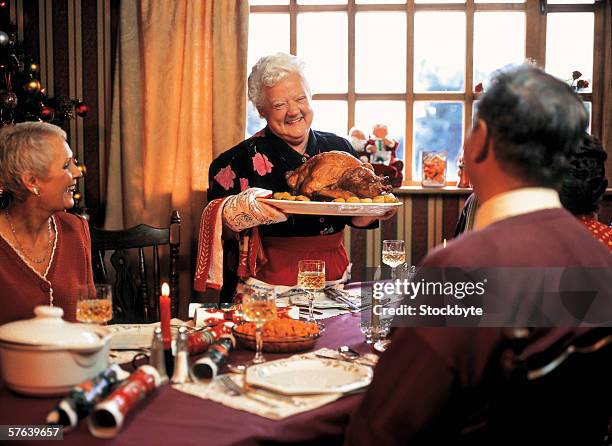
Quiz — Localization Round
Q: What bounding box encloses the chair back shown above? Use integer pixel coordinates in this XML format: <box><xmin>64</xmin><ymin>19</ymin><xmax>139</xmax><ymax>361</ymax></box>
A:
<box><xmin>462</xmin><ymin>327</ymin><xmax>612</xmax><ymax>445</ymax></box>
<box><xmin>91</xmin><ymin>211</ymin><xmax>181</xmax><ymax>323</ymax></box>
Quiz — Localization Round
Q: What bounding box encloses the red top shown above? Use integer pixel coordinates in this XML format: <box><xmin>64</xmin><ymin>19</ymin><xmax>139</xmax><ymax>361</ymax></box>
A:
<box><xmin>578</xmin><ymin>214</ymin><xmax>612</xmax><ymax>251</ymax></box>
<box><xmin>0</xmin><ymin>212</ymin><xmax>94</xmax><ymax>325</ymax></box>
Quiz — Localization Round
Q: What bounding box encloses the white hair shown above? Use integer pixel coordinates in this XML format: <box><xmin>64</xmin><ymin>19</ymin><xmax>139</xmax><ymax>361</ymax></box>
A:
<box><xmin>247</xmin><ymin>52</ymin><xmax>311</xmax><ymax>113</ymax></box>
<box><xmin>0</xmin><ymin>122</ymin><xmax>67</xmax><ymax>201</ymax></box>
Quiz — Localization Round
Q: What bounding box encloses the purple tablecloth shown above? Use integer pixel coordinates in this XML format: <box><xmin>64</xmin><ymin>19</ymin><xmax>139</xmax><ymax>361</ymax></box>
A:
<box><xmin>0</xmin><ymin>313</ymin><xmax>371</xmax><ymax>445</ymax></box>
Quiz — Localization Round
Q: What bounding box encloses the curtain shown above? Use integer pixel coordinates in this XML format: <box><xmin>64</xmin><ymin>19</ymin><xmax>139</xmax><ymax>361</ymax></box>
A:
<box><xmin>106</xmin><ymin>0</ymin><xmax>249</xmax><ymax>317</ymax></box>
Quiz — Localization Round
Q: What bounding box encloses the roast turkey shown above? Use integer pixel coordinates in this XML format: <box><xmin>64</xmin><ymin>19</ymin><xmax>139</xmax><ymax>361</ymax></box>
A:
<box><xmin>285</xmin><ymin>151</ymin><xmax>392</xmax><ymax>200</ymax></box>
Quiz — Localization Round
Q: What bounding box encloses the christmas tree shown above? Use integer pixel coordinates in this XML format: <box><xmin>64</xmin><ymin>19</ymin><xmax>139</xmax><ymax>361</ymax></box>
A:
<box><xmin>0</xmin><ymin>22</ymin><xmax>88</xmax><ymax>216</ymax></box>
<box><xmin>0</xmin><ymin>25</ymin><xmax>88</xmax><ymax>125</ymax></box>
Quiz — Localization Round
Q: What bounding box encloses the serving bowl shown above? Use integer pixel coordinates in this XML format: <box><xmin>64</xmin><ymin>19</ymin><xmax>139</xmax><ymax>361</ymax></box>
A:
<box><xmin>232</xmin><ymin>321</ymin><xmax>322</xmax><ymax>353</ymax></box>
<box><xmin>0</xmin><ymin>306</ymin><xmax>111</xmax><ymax>396</ymax></box>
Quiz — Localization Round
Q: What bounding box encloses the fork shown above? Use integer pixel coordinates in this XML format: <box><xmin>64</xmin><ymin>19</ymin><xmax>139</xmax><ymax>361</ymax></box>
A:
<box><xmin>217</xmin><ymin>375</ymin><xmax>303</xmax><ymax>408</ymax></box>
<box><xmin>217</xmin><ymin>375</ymin><xmax>279</xmax><ymax>408</ymax></box>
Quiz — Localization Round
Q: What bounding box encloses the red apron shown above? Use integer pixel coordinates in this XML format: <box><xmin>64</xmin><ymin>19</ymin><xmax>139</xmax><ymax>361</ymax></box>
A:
<box><xmin>254</xmin><ymin>232</ymin><xmax>349</xmax><ymax>286</ymax></box>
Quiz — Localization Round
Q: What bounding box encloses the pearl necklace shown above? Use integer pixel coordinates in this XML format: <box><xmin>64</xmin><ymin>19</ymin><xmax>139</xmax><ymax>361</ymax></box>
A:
<box><xmin>4</xmin><ymin>209</ymin><xmax>53</xmax><ymax>265</ymax></box>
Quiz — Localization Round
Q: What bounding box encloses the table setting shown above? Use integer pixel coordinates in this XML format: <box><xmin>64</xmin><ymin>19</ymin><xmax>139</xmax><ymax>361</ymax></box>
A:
<box><xmin>0</xmin><ymin>234</ymin><xmax>413</xmax><ymax>444</ymax></box>
<box><xmin>0</xmin><ymin>286</ymin><xmax>380</xmax><ymax>445</ymax></box>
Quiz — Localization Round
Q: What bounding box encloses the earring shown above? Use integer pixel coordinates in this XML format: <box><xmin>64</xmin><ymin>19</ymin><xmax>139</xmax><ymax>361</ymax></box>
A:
<box><xmin>32</xmin><ymin>187</ymin><xmax>40</xmax><ymax>196</ymax></box>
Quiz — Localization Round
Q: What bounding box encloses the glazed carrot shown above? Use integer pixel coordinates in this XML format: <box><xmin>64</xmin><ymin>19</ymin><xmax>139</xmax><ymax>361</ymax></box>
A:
<box><xmin>236</xmin><ymin>319</ymin><xmax>320</xmax><ymax>338</ymax></box>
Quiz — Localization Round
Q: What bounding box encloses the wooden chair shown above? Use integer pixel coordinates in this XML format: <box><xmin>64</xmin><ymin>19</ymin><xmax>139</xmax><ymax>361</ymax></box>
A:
<box><xmin>90</xmin><ymin>211</ymin><xmax>181</xmax><ymax>323</ymax></box>
<box><xmin>459</xmin><ymin>327</ymin><xmax>612</xmax><ymax>445</ymax></box>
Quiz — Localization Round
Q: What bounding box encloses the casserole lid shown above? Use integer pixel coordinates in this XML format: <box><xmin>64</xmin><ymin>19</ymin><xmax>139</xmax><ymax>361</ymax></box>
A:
<box><xmin>0</xmin><ymin>306</ymin><xmax>105</xmax><ymax>349</ymax></box>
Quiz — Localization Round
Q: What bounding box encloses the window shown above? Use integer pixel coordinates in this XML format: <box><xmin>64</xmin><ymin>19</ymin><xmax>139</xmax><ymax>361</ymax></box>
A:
<box><xmin>247</xmin><ymin>0</ymin><xmax>604</xmax><ymax>185</ymax></box>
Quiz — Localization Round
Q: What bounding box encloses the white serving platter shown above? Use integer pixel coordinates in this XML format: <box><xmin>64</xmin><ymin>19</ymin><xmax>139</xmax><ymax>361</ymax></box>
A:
<box><xmin>258</xmin><ymin>198</ymin><xmax>402</xmax><ymax>217</ymax></box>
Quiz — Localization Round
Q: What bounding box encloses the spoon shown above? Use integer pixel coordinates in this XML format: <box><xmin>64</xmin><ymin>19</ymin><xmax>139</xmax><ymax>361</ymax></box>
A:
<box><xmin>226</xmin><ymin>363</ymin><xmax>247</xmax><ymax>374</ymax></box>
<box><xmin>338</xmin><ymin>346</ymin><xmax>360</xmax><ymax>360</ymax></box>
<box><xmin>338</xmin><ymin>346</ymin><xmax>378</xmax><ymax>367</ymax></box>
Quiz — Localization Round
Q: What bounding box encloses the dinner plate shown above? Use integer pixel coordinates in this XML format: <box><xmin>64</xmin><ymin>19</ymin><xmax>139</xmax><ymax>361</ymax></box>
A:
<box><xmin>245</xmin><ymin>357</ymin><xmax>373</xmax><ymax>395</ymax></box>
<box><xmin>258</xmin><ymin>198</ymin><xmax>402</xmax><ymax>217</ymax></box>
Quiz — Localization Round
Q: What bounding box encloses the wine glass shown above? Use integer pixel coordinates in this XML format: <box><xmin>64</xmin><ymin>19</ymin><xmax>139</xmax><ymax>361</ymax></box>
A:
<box><xmin>382</xmin><ymin>240</ymin><xmax>405</xmax><ymax>280</ymax></box>
<box><xmin>297</xmin><ymin>260</ymin><xmax>326</xmax><ymax>323</ymax></box>
<box><xmin>76</xmin><ymin>284</ymin><xmax>113</xmax><ymax>324</ymax></box>
<box><xmin>242</xmin><ymin>285</ymin><xmax>277</xmax><ymax>364</ymax></box>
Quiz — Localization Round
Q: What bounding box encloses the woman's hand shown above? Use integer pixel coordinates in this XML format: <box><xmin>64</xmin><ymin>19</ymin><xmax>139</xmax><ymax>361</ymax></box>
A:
<box><xmin>351</xmin><ymin>208</ymin><xmax>398</xmax><ymax>228</ymax></box>
<box><xmin>222</xmin><ymin>188</ymin><xmax>287</xmax><ymax>233</ymax></box>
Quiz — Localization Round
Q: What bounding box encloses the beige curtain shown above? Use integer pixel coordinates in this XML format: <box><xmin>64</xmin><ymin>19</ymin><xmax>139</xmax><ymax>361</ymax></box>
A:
<box><xmin>106</xmin><ymin>0</ymin><xmax>249</xmax><ymax>317</ymax></box>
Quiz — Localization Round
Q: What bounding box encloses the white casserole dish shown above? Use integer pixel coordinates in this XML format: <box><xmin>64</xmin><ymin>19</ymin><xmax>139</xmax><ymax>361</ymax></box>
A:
<box><xmin>0</xmin><ymin>305</ymin><xmax>111</xmax><ymax>396</ymax></box>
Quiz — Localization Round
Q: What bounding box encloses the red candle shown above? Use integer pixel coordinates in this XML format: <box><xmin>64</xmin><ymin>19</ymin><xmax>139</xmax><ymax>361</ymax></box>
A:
<box><xmin>160</xmin><ymin>282</ymin><xmax>171</xmax><ymax>349</ymax></box>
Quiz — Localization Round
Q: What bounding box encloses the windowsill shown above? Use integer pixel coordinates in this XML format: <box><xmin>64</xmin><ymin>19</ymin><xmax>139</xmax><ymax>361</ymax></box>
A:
<box><xmin>393</xmin><ymin>186</ymin><xmax>473</xmax><ymax>195</ymax></box>
<box><xmin>393</xmin><ymin>187</ymin><xmax>612</xmax><ymax>196</ymax></box>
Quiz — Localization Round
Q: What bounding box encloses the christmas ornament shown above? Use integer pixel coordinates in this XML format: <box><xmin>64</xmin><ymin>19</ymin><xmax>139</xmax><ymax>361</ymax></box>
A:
<box><xmin>0</xmin><ymin>31</ymin><xmax>9</xmax><ymax>46</ymax></box>
<box><xmin>2</xmin><ymin>91</ymin><xmax>17</xmax><ymax>108</ymax></box>
<box><xmin>74</xmin><ymin>101</ymin><xmax>88</xmax><ymax>117</ymax></box>
<box><xmin>29</xmin><ymin>63</ymin><xmax>39</xmax><ymax>73</ymax></box>
<box><xmin>40</xmin><ymin>105</ymin><xmax>54</xmax><ymax>120</ymax></box>
<box><xmin>25</xmin><ymin>79</ymin><xmax>41</xmax><ymax>93</ymax></box>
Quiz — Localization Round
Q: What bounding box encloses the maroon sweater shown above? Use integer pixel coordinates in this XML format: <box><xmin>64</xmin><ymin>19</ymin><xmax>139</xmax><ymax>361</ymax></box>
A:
<box><xmin>346</xmin><ymin>209</ymin><xmax>612</xmax><ymax>445</ymax></box>
<box><xmin>0</xmin><ymin>212</ymin><xmax>94</xmax><ymax>325</ymax></box>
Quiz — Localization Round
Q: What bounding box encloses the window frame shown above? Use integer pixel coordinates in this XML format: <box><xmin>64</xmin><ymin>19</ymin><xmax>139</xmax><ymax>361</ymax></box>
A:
<box><xmin>249</xmin><ymin>0</ymin><xmax>606</xmax><ymax>186</ymax></box>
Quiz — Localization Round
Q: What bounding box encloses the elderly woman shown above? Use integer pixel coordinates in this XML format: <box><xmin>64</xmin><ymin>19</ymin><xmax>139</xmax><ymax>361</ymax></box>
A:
<box><xmin>559</xmin><ymin>133</ymin><xmax>611</xmax><ymax>249</ymax></box>
<box><xmin>195</xmin><ymin>53</ymin><xmax>394</xmax><ymax>301</ymax></box>
<box><xmin>0</xmin><ymin>122</ymin><xmax>93</xmax><ymax>324</ymax></box>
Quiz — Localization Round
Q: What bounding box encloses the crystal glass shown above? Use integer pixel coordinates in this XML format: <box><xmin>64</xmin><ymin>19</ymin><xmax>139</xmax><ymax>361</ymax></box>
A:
<box><xmin>382</xmin><ymin>240</ymin><xmax>406</xmax><ymax>280</ymax></box>
<box><xmin>76</xmin><ymin>284</ymin><xmax>113</xmax><ymax>324</ymax></box>
<box><xmin>373</xmin><ymin>264</ymin><xmax>415</xmax><ymax>352</ymax></box>
<box><xmin>242</xmin><ymin>285</ymin><xmax>277</xmax><ymax>364</ymax></box>
<box><xmin>297</xmin><ymin>260</ymin><xmax>326</xmax><ymax>323</ymax></box>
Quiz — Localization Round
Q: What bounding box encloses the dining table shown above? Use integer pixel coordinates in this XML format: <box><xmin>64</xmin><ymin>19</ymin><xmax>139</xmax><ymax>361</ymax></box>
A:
<box><xmin>0</xmin><ymin>312</ymin><xmax>373</xmax><ymax>446</ymax></box>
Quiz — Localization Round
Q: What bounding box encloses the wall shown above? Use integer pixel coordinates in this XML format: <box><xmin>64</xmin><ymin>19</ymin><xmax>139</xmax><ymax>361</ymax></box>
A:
<box><xmin>5</xmin><ymin>2</ymin><xmax>610</xmax><ymax>280</ymax></box>
<box><xmin>1</xmin><ymin>0</ymin><xmax>118</xmax><ymax>225</ymax></box>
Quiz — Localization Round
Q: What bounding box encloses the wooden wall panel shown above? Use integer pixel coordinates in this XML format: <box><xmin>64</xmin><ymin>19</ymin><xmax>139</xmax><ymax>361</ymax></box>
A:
<box><xmin>81</xmin><ymin>0</ymin><xmax>99</xmax><ymax>218</ymax></box>
<box><xmin>12</xmin><ymin>0</ymin><xmax>117</xmax><ymax>225</ymax></box>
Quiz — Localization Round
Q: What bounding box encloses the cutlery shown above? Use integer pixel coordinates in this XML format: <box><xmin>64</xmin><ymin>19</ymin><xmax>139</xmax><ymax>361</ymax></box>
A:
<box><xmin>277</xmin><ymin>288</ymin><xmax>308</xmax><ymax>299</ymax></box>
<box><xmin>297</xmin><ymin>307</ymin><xmax>324</xmax><ymax>315</ymax></box>
<box><xmin>218</xmin><ymin>375</ymin><xmax>304</xmax><ymax>407</ymax></box>
<box><xmin>292</xmin><ymin>302</ymin><xmax>348</xmax><ymax>311</ymax></box>
<box><xmin>338</xmin><ymin>345</ymin><xmax>360</xmax><ymax>360</ymax></box>
<box><xmin>325</xmin><ymin>288</ymin><xmax>361</xmax><ymax>311</ymax></box>
<box><xmin>217</xmin><ymin>375</ymin><xmax>280</xmax><ymax>409</ymax></box>
<box><xmin>314</xmin><ymin>353</ymin><xmax>375</xmax><ymax>368</ymax></box>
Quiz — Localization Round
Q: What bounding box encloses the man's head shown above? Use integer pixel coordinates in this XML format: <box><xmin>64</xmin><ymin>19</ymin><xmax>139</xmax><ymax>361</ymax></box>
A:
<box><xmin>464</xmin><ymin>64</ymin><xmax>588</xmax><ymax>201</ymax></box>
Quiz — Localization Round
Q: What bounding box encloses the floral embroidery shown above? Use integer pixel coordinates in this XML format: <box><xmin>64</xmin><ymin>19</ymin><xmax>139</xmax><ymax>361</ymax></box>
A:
<box><xmin>239</xmin><ymin>178</ymin><xmax>249</xmax><ymax>191</ymax></box>
<box><xmin>214</xmin><ymin>165</ymin><xmax>236</xmax><ymax>190</ymax></box>
<box><xmin>252</xmin><ymin>153</ymin><xmax>273</xmax><ymax>176</ymax></box>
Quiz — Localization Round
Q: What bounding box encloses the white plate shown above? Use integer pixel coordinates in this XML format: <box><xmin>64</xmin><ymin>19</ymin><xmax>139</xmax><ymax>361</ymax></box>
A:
<box><xmin>245</xmin><ymin>357</ymin><xmax>373</xmax><ymax>395</ymax></box>
<box><xmin>258</xmin><ymin>198</ymin><xmax>402</xmax><ymax>217</ymax></box>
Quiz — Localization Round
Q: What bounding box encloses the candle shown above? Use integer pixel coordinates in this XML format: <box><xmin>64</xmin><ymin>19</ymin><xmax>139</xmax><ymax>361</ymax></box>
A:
<box><xmin>160</xmin><ymin>283</ymin><xmax>171</xmax><ymax>349</ymax></box>
<box><xmin>443</xmin><ymin>238</ymin><xmax>447</xmax><ymax>248</ymax></box>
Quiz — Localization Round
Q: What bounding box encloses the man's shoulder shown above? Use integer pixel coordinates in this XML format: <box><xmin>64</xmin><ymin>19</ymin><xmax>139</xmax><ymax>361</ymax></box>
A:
<box><xmin>423</xmin><ymin>208</ymin><xmax>612</xmax><ymax>267</ymax></box>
